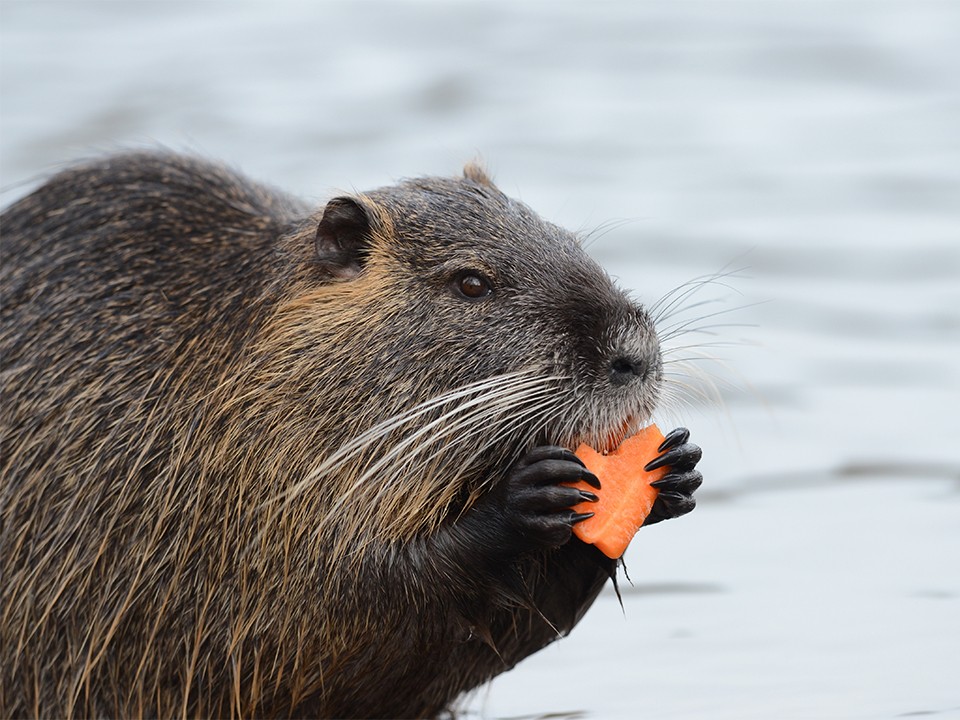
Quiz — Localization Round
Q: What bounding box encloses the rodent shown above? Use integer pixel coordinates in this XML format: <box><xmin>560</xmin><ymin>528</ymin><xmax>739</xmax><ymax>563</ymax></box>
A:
<box><xmin>0</xmin><ymin>152</ymin><xmax>702</xmax><ymax>718</ymax></box>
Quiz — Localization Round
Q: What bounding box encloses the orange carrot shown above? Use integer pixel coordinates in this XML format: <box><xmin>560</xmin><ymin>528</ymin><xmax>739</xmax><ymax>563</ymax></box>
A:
<box><xmin>568</xmin><ymin>424</ymin><xmax>667</xmax><ymax>559</ymax></box>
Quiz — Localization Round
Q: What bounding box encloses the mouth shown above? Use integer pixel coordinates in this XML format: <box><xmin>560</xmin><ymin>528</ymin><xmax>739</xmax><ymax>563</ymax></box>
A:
<box><xmin>558</xmin><ymin>412</ymin><xmax>646</xmax><ymax>456</ymax></box>
<box><xmin>533</xmin><ymin>359</ymin><xmax>662</xmax><ymax>457</ymax></box>
<box><xmin>594</xmin><ymin>413</ymin><xmax>643</xmax><ymax>454</ymax></box>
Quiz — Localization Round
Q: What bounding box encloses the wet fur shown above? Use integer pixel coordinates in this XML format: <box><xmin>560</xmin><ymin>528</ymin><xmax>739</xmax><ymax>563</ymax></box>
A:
<box><xmin>2</xmin><ymin>153</ymin><xmax>668</xmax><ymax>717</ymax></box>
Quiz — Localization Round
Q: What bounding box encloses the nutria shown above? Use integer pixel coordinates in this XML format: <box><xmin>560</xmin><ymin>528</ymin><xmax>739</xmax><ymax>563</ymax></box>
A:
<box><xmin>0</xmin><ymin>152</ymin><xmax>702</xmax><ymax>719</ymax></box>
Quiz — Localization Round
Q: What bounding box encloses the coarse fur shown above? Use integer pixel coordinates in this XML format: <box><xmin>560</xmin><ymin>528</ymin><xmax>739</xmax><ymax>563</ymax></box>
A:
<box><xmin>0</xmin><ymin>152</ymin><xmax>698</xmax><ymax>718</ymax></box>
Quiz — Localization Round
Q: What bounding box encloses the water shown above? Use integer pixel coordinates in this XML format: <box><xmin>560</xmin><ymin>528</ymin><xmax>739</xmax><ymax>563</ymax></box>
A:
<box><xmin>2</xmin><ymin>2</ymin><xmax>958</xmax><ymax>717</ymax></box>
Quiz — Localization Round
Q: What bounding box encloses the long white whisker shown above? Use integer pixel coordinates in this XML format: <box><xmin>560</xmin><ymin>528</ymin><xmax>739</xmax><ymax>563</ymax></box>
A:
<box><xmin>659</xmin><ymin>380</ymin><xmax>712</xmax><ymax>414</ymax></box>
<box><xmin>578</xmin><ymin>217</ymin><xmax>638</xmax><ymax>250</ymax></box>
<box><xmin>664</xmin><ymin>361</ymin><xmax>725</xmax><ymax>407</ymax></box>
<box><xmin>371</xmin><ymin>390</ymin><xmax>573</xmax><ymax>537</ymax></box>
<box><xmin>649</xmin><ymin>266</ymin><xmax>746</xmax><ymax>326</ymax></box>
<box><xmin>657</xmin><ymin>301</ymin><xmax>763</xmax><ymax>343</ymax></box>
<box><xmin>408</xmin><ymin>384</ymin><xmax>571</xmax><ymax>482</ymax></box>
<box><xmin>662</xmin><ymin>338</ymin><xmax>757</xmax><ymax>356</ymax></box>
<box><xmin>328</xmin><ymin>377</ymin><xmax>574</xmax><ymax>550</ymax></box>
<box><xmin>270</xmin><ymin>371</ymin><xmax>541</xmax><ymax>509</ymax></box>
<box><xmin>313</xmin><ymin>374</ymin><xmax>567</xmax><ymax>529</ymax></box>
<box><xmin>654</xmin><ymin>263</ymin><xmax>749</xmax><ymax>420</ymax></box>
<box><xmin>360</xmin><ymin>380</ymin><xmax>563</xmax><ymax>490</ymax></box>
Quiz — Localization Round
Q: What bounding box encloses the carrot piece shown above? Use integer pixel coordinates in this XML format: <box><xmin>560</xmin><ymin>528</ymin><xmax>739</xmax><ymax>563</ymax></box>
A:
<box><xmin>568</xmin><ymin>424</ymin><xmax>667</xmax><ymax>559</ymax></box>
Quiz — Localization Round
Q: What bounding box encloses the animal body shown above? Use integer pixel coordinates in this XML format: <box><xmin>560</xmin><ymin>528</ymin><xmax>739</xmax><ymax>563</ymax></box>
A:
<box><xmin>0</xmin><ymin>152</ymin><xmax>702</xmax><ymax>718</ymax></box>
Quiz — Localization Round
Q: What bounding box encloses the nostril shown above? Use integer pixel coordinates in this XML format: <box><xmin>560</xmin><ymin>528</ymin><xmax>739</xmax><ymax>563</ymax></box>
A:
<box><xmin>609</xmin><ymin>355</ymin><xmax>647</xmax><ymax>386</ymax></box>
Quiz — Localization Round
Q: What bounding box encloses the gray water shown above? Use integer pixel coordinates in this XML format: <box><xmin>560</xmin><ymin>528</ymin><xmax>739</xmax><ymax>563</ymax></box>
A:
<box><xmin>2</xmin><ymin>2</ymin><xmax>958</xmax><ymax>718</ymax></box>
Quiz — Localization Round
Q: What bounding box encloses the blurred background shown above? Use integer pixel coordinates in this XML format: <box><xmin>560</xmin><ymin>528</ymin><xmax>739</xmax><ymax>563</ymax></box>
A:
<box><xmin>2</xmin><ymin>1</ymin><xmax>958</xmax><ymax>717</ymax></box>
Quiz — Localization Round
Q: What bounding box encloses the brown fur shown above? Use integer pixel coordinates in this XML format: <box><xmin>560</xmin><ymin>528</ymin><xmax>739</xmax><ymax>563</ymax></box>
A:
<box><xmin>1</xmin><ymin>152</ymin><xmax>664</xmax><ymax>718</ymax></box>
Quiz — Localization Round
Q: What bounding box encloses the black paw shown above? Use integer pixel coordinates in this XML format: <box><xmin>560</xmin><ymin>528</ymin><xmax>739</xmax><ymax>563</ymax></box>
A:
<box><xmin>488</xmin><ymin>446</ymin><xmax>601</xmax><ymax>550</ymax></box>
<box><xmin>642</xmin><ymin>427</ymin><xmax>703</xmax><ymax>527</ymax></box>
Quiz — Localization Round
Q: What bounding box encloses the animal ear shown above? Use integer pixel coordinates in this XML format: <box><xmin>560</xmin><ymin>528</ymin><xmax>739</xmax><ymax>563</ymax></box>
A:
<box><xmin>315</xmin><ymin>196</ymin><xmax>374</xmax><ymax>280</ymax></box>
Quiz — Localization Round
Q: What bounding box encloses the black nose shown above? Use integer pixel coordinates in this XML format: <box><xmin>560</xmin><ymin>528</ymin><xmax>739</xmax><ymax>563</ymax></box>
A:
<box><xmin>609</xmin><ymin>354</ymin><xmax>649</xmax><ymax>386</ymax></box>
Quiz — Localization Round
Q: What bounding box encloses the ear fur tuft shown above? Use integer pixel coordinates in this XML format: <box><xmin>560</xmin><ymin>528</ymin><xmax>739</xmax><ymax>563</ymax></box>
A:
<box><xmin>462</xmin><ymin>161</ymin><xmax>495</xmax><ymax>188</ymax></box>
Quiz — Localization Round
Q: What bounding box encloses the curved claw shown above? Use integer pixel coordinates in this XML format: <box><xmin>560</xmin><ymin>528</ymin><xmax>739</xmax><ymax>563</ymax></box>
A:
<box><xmin>513</xmin><ymin>457</ymin><xmax>600</xmax><ymax>489</ymax></box>
<box><xmin>578</xmin><ymin>490</ymin><xmax>599</xmax><ymax>503</ymax></box>
<box><xmin>641</xmin><ymin>428</ymin><xmax>703</xmax><ymax>528</ymax></box>
<box><xmin>651</xmin><ymin>469</ymin><xmax>703</xmax><ymax>495</ymax></box>
<box><xmin>642</xmin><ymin>491</ymin><xmax>697</xmax><ymax>526</ymax></box>
<box><xmin>644</xmin><ymin>441</ymin><xmax>702</xmax><ymax>472</ymax></box>
<box><xmin>658</xmin><ymin>426</ymin><xmax>690</xmax><ymax>452</ymax></box>
<box><xmin>514</xmin><ymin>445</ymin><xmax>586</xmax><ymax>471</ymax></box>
<box><xmin>482</xmin><ymin>445</ymin><xmax>609</xmax><ymax>551</ymax></box>
<box><xmin>578</xmin><ymin>471</ymin><xmax>601</xmax><ymax>490</ymax></box>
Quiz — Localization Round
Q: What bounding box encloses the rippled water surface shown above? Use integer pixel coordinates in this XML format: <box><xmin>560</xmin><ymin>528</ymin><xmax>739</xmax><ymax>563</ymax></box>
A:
<box><xmin>2</xmin><ymin>2</ymin><xmax>958</xmax><ymax>718</ymax></box>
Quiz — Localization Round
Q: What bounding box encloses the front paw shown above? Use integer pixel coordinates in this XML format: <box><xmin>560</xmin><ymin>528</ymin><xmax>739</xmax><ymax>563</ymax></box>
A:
<box><xmin>490</xmin><ymin>446</ymin><xmax>601</xmax><ymax>551</ymax></box>
<box><xmin>642</xmin><ymin>427</ymin><xmax>703</xmax><ymax>526</ymax></box>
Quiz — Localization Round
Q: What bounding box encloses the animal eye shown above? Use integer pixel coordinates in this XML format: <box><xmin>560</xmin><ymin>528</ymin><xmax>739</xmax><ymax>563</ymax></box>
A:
<box><xmin>453</xmin><ymin>271</ymin><xmax>493</xmax><ymax>300</ymax></box>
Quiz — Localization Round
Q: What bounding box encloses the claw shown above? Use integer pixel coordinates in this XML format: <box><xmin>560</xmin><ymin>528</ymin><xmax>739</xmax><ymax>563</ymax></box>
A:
<box><xmin>645</xmin><ymin>442</ymin><xmax>702</xmax><ymax>472</ymax></box>
<box><xmin>578</xmin><ymin>490</ymin><xmax>599</xmax><ymax>503</ymax></box>
<box><xmin>570</xmin><ymin>511</ymin><xmax>595</xmax><ymax>524</ymax></box>
<box><xmin>517</xmin><ymin>446</ymin><xmax>585</xmax><ymax>470</ymax></box>
<box><xmin>658</xmin><ymin>426</ymin><xmax>690</xmax><ymax>452</ymax></box>
<box><xmin>651</xmin><ymin>470</ymin><xmax>703</xmax><ymax>494</ymax></box>
<box><xmin>580</xmin><ymin>470</ymin><xmax>601</xmax><ymax>490</ymax></box>
<box><xmin>645</xmin><ymin>446</ymin><xmax>680</xmax><ymax>471</ymax></box>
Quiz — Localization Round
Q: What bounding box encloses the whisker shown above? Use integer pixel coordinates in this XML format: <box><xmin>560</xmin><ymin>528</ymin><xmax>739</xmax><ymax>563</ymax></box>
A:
<box><xmin>660</xmin><ymin>379</ymin><xmax>716</xmax><ymax>412</ymax></box>
<box><xmin>311</xmin><ymin>374</ymin><xmax>568</xmax><ymax>535</ymax></box>
<box><xmin>578</xmin><ymin>217</ymin><xmax>638</xmax><ymax>250</ymax></box>
<box><xmin>663</xmin><ymin>360</ymin><xmax>727</xmax><ymax>407</ymax></box>
<box><xmin>653</xmin><ymin>259</ymin><xmax>752</xmax><ymax>422</ymax></box>
<box><xmin>657</xmin><ymin>300</ymin><xmax>762</xmax><ymax>343</ymax></box>
<box><xmin>655</xmin><ymin>385</ymin><xmax>700</xmax><ymax>417</ymax></box>
<box><xmin>358</xmin><ymin>376</ymin><xmax>561</xmax><ymax>475</ymax></box>
<box><xmin>269</xmin><ymin>371</ymin><xmax>542</xmax><ymax>509</ymax></box>
<box><xmin>372</xmin><ymin>392</ymin><xmax>574</xmax><ymax>539</ymax></box>
<box><xmin>663</xmin><ymin>355</ymin><xmax>738</xmax><ymax>366</ymax></box>
<box><xmin>326</xmin><ymin>377</ymin><xmax>575</xmax><ymax>553</ymax></box>
<box><xmin>649</xmin><ymin>266</ymin><xmax>747</xmax><ymax>326</ymax></box>
<box><xmin>662</xmin><ymin>338</ymin><xmax>757</xmax><ymax>356</ymax></box>
<box><xmin>359</xmin><ymin>381</ymin><xmax>563</xmax><ymax>490</ymax></box>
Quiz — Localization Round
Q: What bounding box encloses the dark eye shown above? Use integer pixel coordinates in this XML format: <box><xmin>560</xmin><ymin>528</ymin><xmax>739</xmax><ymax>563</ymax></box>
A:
<box><xmin>453</xmin><ymin>271</ymin><xmax>493</xmax><ymax>300</ymax></box>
